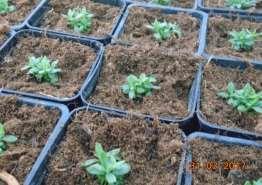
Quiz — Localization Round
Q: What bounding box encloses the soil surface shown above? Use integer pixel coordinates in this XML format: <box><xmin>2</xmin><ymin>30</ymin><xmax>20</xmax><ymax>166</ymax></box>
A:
<box><xmin>45</xmin><ymin>110</ymin><xmax>184</xmax><ymax>185</ymax></box>
<box><xmin>206</xmin><ymin>16</ymin><xmax>262</xmax><ymax>61</ymax></box>
<box><xmin>0</xmin><ymin>35</ymin><xmax>96</xmax><ymax>98</ymax></box>
<box><xmin>201</xmin><ymin>63</ymin><xmax>262</xmax><ymax>134</ymax></box>
<box><xmin>0</xmin><ymin>17</ymin><xmax>11</xmax><ymax>46</ymax></box>
<box><xmin>204</xmin><ymin>0</ymin><xmax>262</xmax><ymax>12</ymax></box>
<box><xmin>119</xmin><ymin>7</ymin><xmax>200</xmax><ymax>53</ymax></box>
<box><xmin>88</xmin><ymin>45</ymin><xmax>201</xmax><ymax>118</ymax></box>
<box><xmin>190</xmin><ymin>139</ymin><xmax>262</xmax><ymax>185</ymax></box>
<box><xmin>132</xmin><ymin>0</ymin><xmax>195</xmax><ymax>8</ymax></box>
<box><xmin>0</xmin><ymin>96</ymin><xmax>60</xmax><ymax>184</ymax></box>
<box><xmin>39</xmin><ymin>0</ymin><xmax>122</xmax><ymax>37</ymax></box>
<box><xmin>1</xmin><ymin>0</ymin><xmax>38</xmax><ymax>25</ymax></box>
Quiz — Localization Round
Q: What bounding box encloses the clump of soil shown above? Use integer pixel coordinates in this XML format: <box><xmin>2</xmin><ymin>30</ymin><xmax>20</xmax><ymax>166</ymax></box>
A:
<box><xmin>131</xmin><ymin>0</ymin><xmax>195</xmax><ymax>8</ymax></box>
<box><xmin>201</xmin><ymin>62</ymin><xmax>262</xmax><ymax>134</ymax></box>
<box><xmin>88</xmin><ymin>44</ymin><xmax>201</xmax><ymax>118</ymax></box>
<box><xmin>206</xmin><ymin>16</ymin><xmax>262</xmax><ymax>61</ymax></box>
<box><xmin>190</xmin><ymin>138</ymin><xmax>262</xmax><ymax>185</ymax></box>
<box><xmin>0</xmin><ymin>96</ymin><xmax>60</xmax><ymax>184</ymax></box>
<box><xmin>1</xmin><ymin>0</ymin><xmax>38</xmax><ymax>25</ymax></box>
<box><xmin>45</xmin><ymin>110</ymin><xmax>184</xmax><ymax>185</ymax></box>
<box><xmin>0</xmin><ymin>17</ymin><xmax>10</xmax><ymax>45</ymax></box>
<box><xmin>39</xmin><ymin>0</ymin><xmax>122</xmax><ymax>37</ymax></box>
<box><xmin>0</xmin><ymin>34</ymin><xmax>96</xmax><ymax>98</ymax></box>
<box><xmin>119</xmin><ymin>7</ymin><xmax>200</xmax><ymax>53</ymax></box>
<box><xmin>204</xmin><ymin>0</ymin><xmax>262</xmax><ymax>12</ymax></box>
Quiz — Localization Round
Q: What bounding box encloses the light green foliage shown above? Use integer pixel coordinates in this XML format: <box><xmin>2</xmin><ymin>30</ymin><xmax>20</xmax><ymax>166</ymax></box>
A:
<box><xmin>244</xmin><ymin>178</ymin><xmax>262</xmax><ymax>185</ymax></box>
<box><xmin>22</xmin><ymin>56</ymin><xmax>61</xmax><ymax>85</ymax></box>
<box><xmin>146</xmin><ymin>19</ymin><xmax>182</xmax><ymax>41</ymax></box>
<box><xmin>65</xmin><ymin>7</ymin><xmax>93</xmax><ymax>33</ymax></box>
<box><xmin>122</xmin><ymin>73</ymin><xmax>160</xmax><ymax>100</ymax></box>
<box><xmin>81</xmin><ymin>143</ymin><xmax>131</xmax><ymax>185</ymax></box>
<box><xmin>229</xmin><ymin>29</ymin><xmax>262</xmax><ymax>51</ymax></box>
<box><xmin>225</xmin><ymin>0</ymin><xmax>256</xmax><ymax>9</ymax></box>
<box><xmin>0</xmin><ymin>0</ymin><xmax>15</xmax><ymax>14</ymax></box>
<box><xmin>0</xmin><ymin>123</ymin><xmax>17</xmax><ymax>155</ymax></box>
<box><xmin>218</xmin><ymin>82</ymin><xmax>262</xmax><ymax>113</ymax></box>
<box><xmin>152</xmin><ymin>0</ymin><xmax>172</xmax><ymax>5</ymax></box>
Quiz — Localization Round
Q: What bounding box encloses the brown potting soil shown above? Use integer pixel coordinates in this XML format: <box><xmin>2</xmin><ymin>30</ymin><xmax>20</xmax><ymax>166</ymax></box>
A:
<box><xmin>39</xmin><ymin>0</ymin><xmax>122</xmax><ymax>37</ymax></box>
<box><xmin>190</xmin><ymin>138</ymin><xmax>262</xmax><ymax>185</ymax></box>
<box><xmin>204</xmin><ymin>0</ymin><xmax>262</xmax><ymax>12</ymax></box>
<box><xmin>45</xmin><ymin>110</ymin><xmax>184</xmax><ymax>185</ymax></box>
<box><xmin>88</xmin><ymin>44</ymin><xmax>201</xmax><ymax>118</ymax></box>
<box><xmin>131</xmin><ymin>0</ymin><xmax>195</xmax><ymax>8</ymax></box>
<box><xmin>206</xmin><ymin>16</ymin><xmax>262</xmax><ymax>61</ymax></box>
<box><xmin>201</xmin><ymin>62</ymin><xmax>262</xmax><ymax>134</ymax></box>
<box><xmin>1</xmin><ymin>0</ymin><xmax>38</xmax><ymax>25</ymax></box>
<box><xmin>0</xmin><ymin>35</ymin><xmax>96</xmax><ymax>98</ymax></box>
<box><xmin>119</xmin><ymin>7</ymin><xmax>200</xmax><ymax>53</ymax></box>
<box><xmin>0</xmin><ymin>96</ymin><xmax>60</xmax><ymax>184</ymax></box>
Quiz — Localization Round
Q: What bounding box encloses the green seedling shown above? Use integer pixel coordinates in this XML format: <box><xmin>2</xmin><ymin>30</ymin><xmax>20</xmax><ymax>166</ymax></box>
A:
<box><xmin>64</xmin><ymin>7</ymin><xmax>93</xmax><ymax>33</ymax></box>
<box><xmin>225</xmin><ymin>0</ymin><xmax>256</xmax><ymax>9</ymax></box>
<box><xmin>0</xmin><ymin>123</ymin><xmax>17</xmax><ymax>155</ymax></box>
<box><xmin>81</xmin><ymin>143</ymin><xmax>131</xmax><ymax>185</ymax></box>
<box><xmin>244</xmin><ymin>178</ymin><xmax>262</xmax><ymax>185</ymax></box>
<box><xmin>22</xmin><ymin>56</ymin><xmax>61</xmax><ymax>85</ymax></box>
<box><xmin>218</xmin><ymin>82</ymin><xmax>262</xmax><ymax>113</ymax></box>
<box><xmin>122</xmin><ymin>73</ymin><xmax>160</xmax><ymax>100</ymax></box>
<box><xmin>146</xmin><ymin>19</ymin><xmax>182</xmax><ymax>41</ymax></box>
<box><xmin>229</xmin><ymin>29</ymin><xmax>262</xmax><ymax>51</ymax></box>
<box><xmin>0</xmin><ymin>0</ymin><xmax>15</xmax><ymax>14</ymax></box>
<box><xmin>151</xmin><ymin>0</ymin><xmax>172</xmax><ymax>5</ymax></box>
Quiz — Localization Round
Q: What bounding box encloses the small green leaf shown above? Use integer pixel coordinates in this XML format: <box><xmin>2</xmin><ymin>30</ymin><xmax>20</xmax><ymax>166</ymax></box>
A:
<box><xmin>0</xmin><ymin>123</ymin><xmax>5</xmax><ymax>138</ymax></box>
<box><xmin>106</xmin><ymin>173</ymin><xmax>117</xmax><ymax>184</ymax></box>
<box><xmin>217</xmin><ymin>92</ymin><xmax>229</xmax><ymax>98</ymax></box>
<box><xmin>114</xmin><ymin>161</ymin><xmax>131</xmax><ymax>175</ymax></box>
<box><xmin>86</xmin><ymin>164</ymin><xmax>105</xmax><ymax>175</ymax></box>
<box><xmin>2</xmin><ymin>135</ymin><xmax>17</xmax><ymax>143</ymax></box>
<box><xmin>81</xmin><ymin>159</ymin><xmax>98</xmax><ymax>168</ymax></box>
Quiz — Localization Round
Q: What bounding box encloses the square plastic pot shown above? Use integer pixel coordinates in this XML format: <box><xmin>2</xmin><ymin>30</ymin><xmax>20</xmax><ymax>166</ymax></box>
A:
<box><xmin>197</xmin><ymin>0</ymin><xmax>262</xmax><ymax>17</ymax></box>
<box><xmin>202</xmin><ymin>13</ymin><xmax>262</xmax><ymax>63</ymax></box>
<box><xmin>0</xmin><ymin>91</ymin><xmax>69</xmax><ymax>185</ymax></box>
<box><xmin>80</xmin><ymin>49</ymin><xmax>200</xmax><ymax>133</ymax></box>
<box><xmin>0</xmin><ymin>29</ymin><xmax>104</xmax><ymax>106</ymax></box>
<box><xmin>181</xmin><ymin>132</ymin><xmax>262</xmax><ymax>185</ymax></box>
<box><xmin>24</xmin><ymin>0</ymin><xmax>127</xmax><ymax>45</ymax></box>
<box><xmin>25</xmin><ymin>105</ymin><xmax>187</xmax><ymax>185</ymax></box>
<box><xmin>195</xmin><ymin>57</ymin><xmax>262</xmax><ymax>141</ymax></box>
<box><xmin>112</xmin><ymin>3</ymin><xmax>208</xmax><ymax>56</ymax></box>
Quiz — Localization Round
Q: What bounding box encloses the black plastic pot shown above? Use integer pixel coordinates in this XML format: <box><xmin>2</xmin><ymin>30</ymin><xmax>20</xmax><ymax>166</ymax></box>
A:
<box><xmin>80</xmin><ymin>49</ymin><xmax>200</xmax><ymax>132</ymax></box>
<box><xmin>125</xmin><ymin>0</ymin><xmax>198</xmax><ymax>9</ymax></box>
<box><xmin>197</xmin><ymin>0</ymin><xmax>262</xmax><ymax>17</ymax></box>
<box><xmin>24</xmin><ymin>105</ymin><xmax>187</xmax><ymax>185</ymax></box>
<box><xmin>112</xmin><ymin>3</ymin><xmax>208</xmax><ymax>56</ymax></box>
<box><xmin>24</xmin><ymin>0</ymin><xmax>127</xmax><ymax>45</ymax></box>
<box><xmin>0</xmin><ymin>29</ymin><xmax>104</xmax><ymax>109</ymax></box>
<box><xmin>195</xmin><ymin>57</ymin><xmax>262</xmax><ymax>141</ymax></box>
<box><xmin>0</xmin><ymin>91</ymin><xmax>69</xmax><ymax>185</ymax></box>
<box><xmin>181</xmin><ymin>132</ymin><xmax>262</xmax><ymax>185</ymax></box>
<box><xmin>202</xmin><ymin>13</ymin><xmax>262</xmax><ymax>63</ymax></box>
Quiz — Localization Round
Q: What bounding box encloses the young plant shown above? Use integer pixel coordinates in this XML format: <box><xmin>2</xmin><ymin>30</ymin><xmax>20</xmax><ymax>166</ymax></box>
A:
<box><xmin>146</xmin><ymin>19</ymin><xmax>182</xmax><ymax>41</ymax></box>
<box><xmin>81</xmin><ymin>143</ymin><xmax>131</xmax><ymax>185</ymax></box>
<box><xmin>0</xmin><ymin>123</ymin><xmax>17</xmax><ymax>155</ymax></box>
<box><xmin>225</xmin><ymin>0</ymin><xmax>256</xmax><ymax>9</ymax></box>
<box><xmin>22</xmin><ymin>56</ymin><xmax>61</xmax><ymax>85</ymax></box>
<box><xmin>244</xmin><ymin>178</ymin><xmax>262</xmax><ymax>185</ymax></box>
<box><xmin>229</xmin><ymin>29</ymin><xmax>262</xmax><ymax>51</ymax></box>
<box><xmin>0</xmin><ymin>0</ymin><xmax>15</xmax><ymax>14</ymax></box>
<box><xmin>151</xmin><ymin>0</ymin><xmax>172</xmax><ymax>5</ymax></box>
<box><xmin>64</xmin><ymin>7</ymin><xmax>93</xmax><ymax>33</ymax></box>
<box><xmin>218</xmin><ymin>82</ymin><xmax>262</xmax><ymax>113</ymax></box>
<box><xmin>122</xmin><ymin>73</ymin><xmax>160</xmax><ymax>100</ymax></box>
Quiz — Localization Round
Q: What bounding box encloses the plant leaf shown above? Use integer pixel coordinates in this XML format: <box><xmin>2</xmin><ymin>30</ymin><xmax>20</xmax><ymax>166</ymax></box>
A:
<box><xmin>106</xmin><ymin>173</ymin><xmax>117</xmax><ymax>184</ymax></box>
<box><xmin>2</xmin><ymin>135</ymin><xmax>17</xmax><ymax>143</ymax></box>
<box><xmin>81</xmin><ymin>159</ymin><xmax>98</xmax><ymax>168</ymax></box>
<box><xmin>86</xmin><ymin>164</ymin><xmax>105</xmax><ymax>175</ymax></box>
